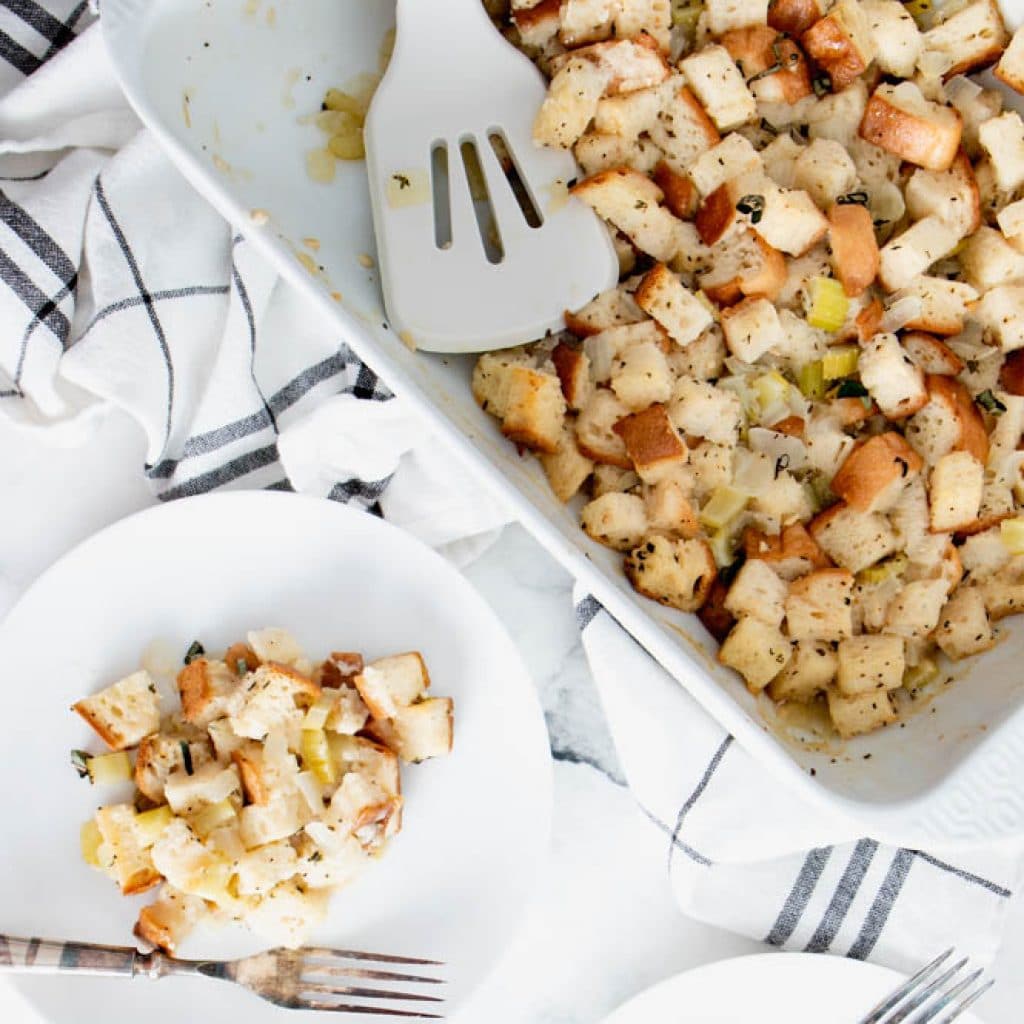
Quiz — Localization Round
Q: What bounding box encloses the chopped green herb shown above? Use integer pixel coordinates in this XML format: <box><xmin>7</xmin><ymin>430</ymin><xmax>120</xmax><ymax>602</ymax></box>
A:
<box><xmin>812</xmin><ymin>72</ymin><xmax>832</xmax><ymax>97</ymax></box>
<box><xmin>184</xmin><ymin>640</ymin><xmax>205</xmax><ymax>665</ymax></box>
<box><xmin>977</xmin><ymin>389</ymin><xmax>1007</xmax><ymax>415</ymax></box>
<box><xmin>180</xmin><ymin>740</ymin><xmax>194</xmax><ymax>776</ymax></box>
<box><xmin>837</xmin><ymin>191</ymin><xmax>869</xmax><ymax>206</ymax></box>
<box><xmin>71</xmin><ymin>749</ymin><xmax>90</xmax><ymax>779</ymax></box>
<box><xmin>774</xmin><ymin>454</ymin><xmax>791</xmax><ymax>478</ymax></box>
<box><xmin>747</xmin><ymin>62</ymin><xmax>783</xmax><ymax>84</ymax></box>
<box><xmin>736</xmin><ymin>194</ymin><xmax>765</xmax><ymax>225</ymax></box>
<box><xmin>236</xmin><ymin>658</ymin><xmax>250</xmax><ymax>676</ymax></box>
<box><xmin>835</xmin><ymin>379</ymin><xmax>869</xmax><ymax>399</ymax></box>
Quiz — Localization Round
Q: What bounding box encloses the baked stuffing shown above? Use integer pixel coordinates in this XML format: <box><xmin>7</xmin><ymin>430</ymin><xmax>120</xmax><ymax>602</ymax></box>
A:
<box><xmin>478</xmin><ymin>0</ymin><xmax>1024</xmax><ymax>738</ymax></box>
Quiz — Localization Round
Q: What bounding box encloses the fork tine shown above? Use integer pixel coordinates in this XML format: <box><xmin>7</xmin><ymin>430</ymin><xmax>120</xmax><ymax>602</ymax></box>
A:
<box><xmin>300</xmin><ymin>947</ymin><xmax>444</xmax><ymax>967</ymax></box>
<box><xmin>858</xmin><ymin>948</ymin><xmax>955</xmax><ymax>1024</ymax></box>
<box><xmin>929</xmin><ymin>979</ymin><xmax>995</xmax><ymax>1024</ymax></box>
<box><xmin>885</xmin><ymin>958</ymin><xmax>970</xmax><ymax>1024</ymax></box>
<box><xmin>294</xmin><ymin>999</ymin><xmax>443</xmax><ymax>1018</ymax></box>
<box><xmin>299</xmin><ymin>982</ymin><xmax>443</xmax><ymax>1004</ymax></box>
<box><xmin>301</xmin><ymin>964</ymin><xmax>445</xmax><ymax>985</ymax></box>
<box><xmin>913</xmin><ymin>970</ymin><xmax>987</xmax><ymax>1024</ymax></box>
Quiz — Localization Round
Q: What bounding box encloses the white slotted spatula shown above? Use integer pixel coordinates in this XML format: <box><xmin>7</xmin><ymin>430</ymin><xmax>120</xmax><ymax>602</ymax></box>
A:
<box><xmin>364</xmin><ymin>0</ymin><xmax>618</xmax><ymax>354</ymax></box>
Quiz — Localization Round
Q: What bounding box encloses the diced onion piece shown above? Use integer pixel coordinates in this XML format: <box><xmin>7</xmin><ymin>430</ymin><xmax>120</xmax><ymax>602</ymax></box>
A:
<box><xmin>1001</xmin><ymin>517</ymin><xmax>1024</xmax><ymax>555</ymax></box>
<box><xmin>700</xmin><ymin>486</ymin><xmax>749</xmax><ymax>529</ymax></box>
<box><xmin>732</xmin><ymin>448</ymin><xmax>776</xmax><ymax>494</ymax></box>
<box><xmin>301</xmin><ymin>729</ymin><xmax>338</xmax><ymax>786</ymax></box>
<box><xmin>753</xmin><ymin>372</ymin><xmax>792</xmax><ymax>425</ymax></box>
<box><xmin>87</xmin><ymin>751</ymin><xmax>132</xmax><ymax>786</ymax></box>
<box><xmin>191</xmin><ymin>799</ymin><xmax>237</xmax><ymax>840</ymax></box>
<box><xmin>134</xmin><ymin>805</ymin><xmax>175</xmax><ymax>849</ymax></box>
<box><xmin>806</xmin><ymin>278</ymin><xmax>849</xmax><ymax>332</ymax></box>
<box><xmin>296</xmin><ymin>770</ymin><xmax>326</xmax><ymax>815</ymax></box>
<box><xmin>857</xmin><ymin>553</ymin><xmax>908</xmax><ymax>585</ymax></box>
<box><xmin>903</xmin><ymin>657</ymin><xmax>939</xmax><ymax>690</ymax></box>
<box><xmin>187</xmin><ymin>858</ymin><xmax>235</xmax><ymax>907</ymax></box>
<box><xmin>798</xmin><ymin>360</ymin><xmax>826</xmax><ymax>400</ymax></box>
<box><xmin>822</xmin><ymin>344</ymin><xmax>859</xmax><ymax>381</ymax></box>
<box><xmin>80</xmin><ymin>819</ymin><xmax>105</xmax><ymax>868</ymax></box>
<box><xmin>881</xmin><ymin>296</ymin><xmax>923</xmax><ymax>333</ymax></box>
<box><xmin>945</xmin><ymin>75</ymin><xmax>982</xmax><ymax>108</ymax></box>
<box><xmin>303</xmin><ymin>689</ymin><xmax>340</xmax><ymax>731</ymax></box>
<box><xmin>748</xmin><ymin>427</ymin><xmax>808</xmax><ymax>472</ymax></box>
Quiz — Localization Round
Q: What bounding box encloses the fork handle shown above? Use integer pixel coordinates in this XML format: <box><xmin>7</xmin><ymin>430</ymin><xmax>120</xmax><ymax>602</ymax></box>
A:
<box><xmin>0</xmin><ymin>934</ymin><xmax>142</xmax><ymax>978</ymax></box>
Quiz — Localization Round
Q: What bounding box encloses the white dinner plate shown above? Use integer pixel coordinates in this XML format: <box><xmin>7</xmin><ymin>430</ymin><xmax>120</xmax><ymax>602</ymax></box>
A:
<box><xmin>0</xmin><ymin>491</ymin><xmax>552</xmax><ymax>1023</ymax></box>
<box><xmin>601</xmin><ymin>953</ymin><xmax>983</xmax><ymax>1024</ymax></box>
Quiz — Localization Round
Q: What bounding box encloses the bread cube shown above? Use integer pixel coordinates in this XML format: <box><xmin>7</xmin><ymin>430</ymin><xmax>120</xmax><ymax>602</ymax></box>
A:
<box><xmin>768</xmin><ymin>641</ymin><xmax>839</xmax><ymax>702</ymax></box>
<box><xmin>996</xmin><ymin>25</ymin><xmax>1024</xmax><ymax>94</ymax></box>
<box><xmin>73</xmin><ymin>670</ymin><xmax>161</xmax><ymax>751</ymax></box>
<box><xmin>973</xmin><ymin>285</ymin><xmax>1024</xmax><ymax>354</ymax></box>
<box><xmin>613</xmin><ymin>403</ymin><xmax>688</xmax><ymax>482</ymax></box>
<box><xmin>906</xmin><ymin>375</ymin><xmax>989</xmax><ymax>466</ymax></box>
<box><xmin>164</xmin><ymin>762</ymin><xmax>241</xmax><ymax>816</ymax></box>
<box><xmin>581</xmin><ymin>492</ymin><xmax>649</xmax><ymax>550</ymax></box>
<box><xmin>753</xmin><ymin>185</ymin><xmax>830</xmax><ymax>258</ymax></box>
<box><xmin>826</xmin><ymin>203</ymin><xmax>879</xmax><ymax>298</ymax></box>
<box><xmin>890</xmin><ymin>277</ymin><xmax>977</xmax><ymax>336</ymax></box>
<box><xmin>921</xmin><ymin>0</ymin><xmax>1008</xmax><ymax>79</ymax></box>
<box><xmin>680</xmin><ymin>45</ymin><xmax>756</xmax><ymax>132</ymax></box>
<box><xmin>860</xmin><ymin>82</ymin><xmax>963</xmax><ymax>172</ymax></box>
<box><xmin>688</xmin><ymin>133</ymin><xmax>762</xmax><ymax>197</ymax></box>
<box><xmin>836</xmin><ymin>634</ymin><xmax>905</xmax><ymax>696</ymax></box>
<box><xmin>613</xmin><ymin>0</ymin><xmax>672</xmax><ymax>52</ymax></box>
<box><xmin>885</xmin><ymin>578</ymin><xmax>949</xmax><ymax>640</ymax></box>
<box><xmin>721</xmin><ymin>26</ymin><xmax>812</xmax><ymax>105</ymax></box>
<box><xmin>800</xmin><ymin>0</ymin><xmax>874</xmax><ymax>89</ymax></box>
<box><xmin>95</xmin><ymin>804</ymin><xmax>161</xmax><ymax>896</ymax></box>
<box><xmin>564</xmin><ymin>285</ymin><xmax>645</xmax><ymax>338</ymax></box>
<box><xmin>574</xmin><ymin>131</ymin><xmax>663</xmax><ymax>176</ymax></box>
<box><xmin>500</xmin><ymin>366</ymin><xmax>567</xmax><ymax>453</ymax></box>
<box><xmin>810</xmin><ymin>503</ymin><xmax>899</xmax><ymax>573</ymax></box>
<box><xmin>699</xmin><ymin>230</ymin><xmax>787</xmax><ymax>306</ymax></box>
<box><xmin>784</xmin><ymin>568</ymin><xmax>855</xmax><ymax>641</ymax></box>
<box><xmin>929</xmin><ymin>451</ymin><xmax>984</xmax><ymax>532</ymax></box>
<box><xmin>624</xmin><ymin>534</ymin><xmax>717</xmax><ymax>611</ymax></box>
<box><xmin>831</xmin><ymin>433</ymin><xmax>922</xmax><ymax>514</ymax></box>
<box><xmin>688</xmin><ymin>441</ymin><xmax>735</xmax><ymax>496</ymax></box>
<box><xmin>856</xmin><ymin>333</ymin><xmax>927</xmax><ymax>423</ymax></box>
<box><xmin>472</xmin><ymin>348</ymin><xmax>533</xmax><ymax>419</ymax></box>
<box><xmin>353</xmin><ymin>652</ymin><xmax>429</xmax><ymax>721</ymax></box>
<box><xmin>372</xmin><ymin>697</ymin><xmax>455</xmax><ymax>764</ymax></box>
<box><xmin>533</xmin><ymin>57</ymin><xmax>608</xmax><ymax>150</ymax></box>
<box><xmin>572</xmin><ymin>167</ymin><xmax>683</xmax><ymax>262</ymax></box>
<box><xmin>610</xmin><ymin>339</ymin><xmax>673</xmax><ymax>410</ymax></box>
<box><xmin>541</xmin><ymin>423</ymin><xmax>595</xmax><ymax>503</ymax></box>
<box><xmin>934</xmin><ymin>586</ymin><xmax>996</xmax><ymax>659</ymax></box>
<box><xmin>808</xmin><ymin>81</ymin><xmax>870</xmax><ymax>150</ymax></box>
<box><xmin>576</xmin><ymin>388</ymin><xmax>634</xmax><ymax>467</ymax></box>
<box><xmin>511</xmin><ymin>0</ymin><xmax>562</xmax><ymax>47</ymax></box>
<box><xmin>645</xmin><ymin>477</ymin><xmax>700</xmax><ymax>537</ymax></box>
<box><xmin>997</xmin><ymin>197</ymin><xmax>1024</xmax><ymax>247</ymax></box>
<box><xmin>961</xmin><ymin>227</ymin><xmax>1024</xmax><ymax>292</ymax></box>
<box><xmin>901</xmin><ymin>332</ymin><xmax>964</xmax><ymax>376</ymax></box>
<box><xmin>720</xmin><ymin>295</ymin><xmax>783</xmax><ymax>363</ymax></box>
<box><xmin>769</xmin><ymin>0</ymin><xmax>828</xmax><ymax>36</ymax></box>
<box><xmin>594</xmin><ymin>87</ymin><xmax>662</xmax><ymax>140</ymax></box>
<box><xmin>705</xmin><ymin>0</ymin><xmax>770</xmax><ymax>34</ymax></box>
<box><xmin>230</xmin><ymin>662</ymin><xmax>319</xmax><ymax>740</ymax></box>
<box><xmin>861</xmin><ymin>0</ymin><xmax>922</xmax><ymax>77</ymax></box>
<box><xmin>827</xmin><ymin>687</ymin><xmax>897</xmax><ymax>737</ymax></box>
<box><xmin>670</xmin><ymin>377</ymin><xmax>744</xmax><ymax>446</ymax></box>
<box><xmin>904</xmin><ymin>153</ymin><xmax>980</xmax><ymax>240</ymax></box>
<box><xmin>723</xmin><ymin>559</ymin><xmax>788</xmax><ymax>628</ymax></box>
<box><xmin>978</xmin><ymin>111</ymin><xmax>1024</xmax><ymax>192</ymax></box>
<box><xmin>244</xmin><ymin>880</ymin><xmax>328</xmax><ymax>949</ymax></box>
<box><xmin>553</xmin><ymin>35</ymin><xmax>672</xmax><ymax>95</ymax></box>
<box><xmin>792</xmin><ymin>139</ymin><xmax>858</xmax><ymax>210</ymax></box>
<box><xmin>652</xmin><ymin>161</ymin><xmax>698</xmax><ymax>220</ymax></box>
<box><xmin>744</xmin><ymin>522</ymin><xmax>831</xmax><ymax>579</ymax></box>
<box><xmin>719</xmin><ymin>616</ymin><xmax>793</xmax><ymax>692</ymax></box>
<box><xmin>247</xmin><ymin>627</ymin><xmax>304</xmax><ymax>667</ymax></box>
<box><xmin>136</xmin><ymin>733</ymin><xmax>213</xmax><ymax>803</ymax></box>
<box><xmin>550</xmin><ymin>342</ymin><xmax>593</xmax><ymax>412</ymax></box>
<box><xmin>134</xmin><ymin>886</ymin><xmax>205</xmax><ymax>955</ymax></box>
<box><xmin>647</xmin><ymin>80</ymin><xmax>721</xmax><ymax>174</ymax></box>
<box><xmin>878</xmin><ymin>216</ymin><xmax>960</xmax><ymax>292</ymax></box>
<box><xmin>558</xmin><ymin>0</ymin><xmax>614</xmax><ymax>46</ymax></box>
<box><xmin>635</xmin><ymin>263</ymin><xmax>712</xmax><ymax>347</ymax></box>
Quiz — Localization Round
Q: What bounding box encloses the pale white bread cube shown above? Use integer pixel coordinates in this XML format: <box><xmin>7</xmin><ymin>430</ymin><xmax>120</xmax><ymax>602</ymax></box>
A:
<box><xmin>986</xmin><ymin>392</ymin><xmax>1024</xmax><ymax>477</ymax></box>
<box><xmin>719</xmin><ymin>616</ymin><xmax>793</xmax><ymax>692</ymax></box>
<box><xmin>981</xmin><ymin>558</ymin><xmax>1024</xmax><ymax>619</ymax></box>
<box><xmin>532</xmin><ymin>58</ymin><xmax>602</xmax><ymax>149</ymax></box>
<box><xmin>670</xmin><ymin>221</ymin><xmax>715</xmax><ymax>276</ymax></box>
<box><xmin>878</xmin><ymin>216</ymin><xmax>960</xmax><ymax>292</ymax></box>
<box><xmin>761</xmin><ymin>134</ymin><xmax>803</xmax><ymax>190</ymax></box>
<box><xmin>720</xmin><ymin>296</ymin><xmax>783</xmax><ymax>363</ymax></box>
<box><xmin>95</xmin><ymin>804</ymin><xmax>161</xmax><ymax>896</ymax></box>
<box><xmin>793</xmin><ymin>140</ymin><xmax>858</xmax><ymax>209</ymax></box>
<box><xmin>978</xmin><ymin>111</ymin><xmax>1024</xmax><ymax>193</ymax></box>
<box><xmin>635</xmin><ymin>263</ymin><xmax>712</xmax><ymax>346</ymax></box>
<box><xmin>688</xmin><ymin>441</ymin><xmax>735</xmax><ymax>497</ymax></box>
<box><xmin>559</xmin><ymin>0</ymin><xmax>615</xmax><ymax>47</ymax></box>
<box><xmin>800</xmin><ymin>0</ymin><xmax>875</xmax><ymax>91</ymax></box>
<box><xmin>247</xmin><ymin>627</ymin><xmax>304</xmax><ymax>667</ymax></box>
<box><xmin>903</xmin><ymin>153</ymin><xmax>980</xmax><ymax>239</ymax></box>
<box><xmin>810</xmin><ymin>503</ymin><xmax>899</xmax><ymax>573</ymax></box>
<box><xmin>206</xmin><ymin>717</ymin><xmax>245</xmax><ymax>763</ymax></box>
<box><xmin>929</xmin><ymin>451</ymin><xmax>984</xmax><ymax>531</ymax></box>
<box><xmin>680</xmin><ymin>45</ymin><xmax>757</xmax><ymax>132</ymax></box>
<box><xmin>471</xmin><ymin>348</ymin><xmax>532</xmax><ymax>419</ymax></box>
<box><xmin>135</xmin><ymin>733</ymin><xmax>213</xmax><ymax>803</ymax></box>
<box><xmin>500</xmin><ymin>365</ymin><xmax>567</xmax><ymax>454</ymax></box>
<box><xmin>581</xmin><ymin>492</ymin><xmax>649</xmax><ymax>550</ymax></box>
<box><xmin>73</xmin><ymin>670</ymin><xmax>160</xmax><ymax>751</ymax></box>
<box><xmin>572</xmin><ymin>168</ymin><xmax>684</xmax><ymax>262</ymax></box>
<box><xmin>836</xmin><ymin>634</ymin><xmax>905</xmax><ymax>696</ymax></box>
<box><xmin>667</xmin><ymin>324</ymin><xmax>728</xmax><ymax>381</ymax></box>
<box><xmin>905</xmin><ymin>375</ymin><xmax>989</xmax><ymax>467</ymax></box>
<box><xmin>753</xmin><ymin>184</ymin><xmax>830</xmax><ymax>257</ymax></box>
<box><xmin>150</xmin><ymin>819</ymin><xmax>216</xmax><ymax>893</ymax></box>
<box><xmin>961</xmin><ymin>226</ymin><xmax>1024</xmax><ymax>292</ymax></box>
<box><xmin>959</xmin><ymin>527</ymin><xmax>1011</xmax><ymax>580</ymax></box>
<box><xmin>564</xmin><ymin>284</ymin><xmax>644</xmax><ymax>337</ymax></box>
<box><xmin>767</xmin><ymin>641</ymin><xmax>838</xmax><ymax>703</ymax></box>
<box><xmin>859</xmin><ymin>82</ymin><xmax>963</xmax><ymax>172</ymax></box>
<box><xmin>885</xmin><ymin>578</ymin><xmax>950</xmax><ymax>639</ymax></box>
<box><xmin>804</xmin><ymin>409</ymin><xmax>857</xmax><ymax>475</ymax></box>
<box><xmin>858</xmin><ymin>331</ymin><xmax>928</xmax><ymax>420</ymax></box>
<box><xmin>329</xmin><ymin>771</ymin><xmax>402</xmax><ymax>851</ymax></box>
<box><xmin>784</xmin><ymin>568</ymin><xmax>855</xmax><ymax>642</ymax></box>
<box><xmin>624</xmin><ymin>534</ymin><xmax>717</xmax><ymax>611</ymax></box>
<box><xmin>611</xmin><ymin>339</ymin><xmax>673</xmax><ymax>410</ymax></box>
<box><xmin>584</xmin><ymin>320</ymin><xmax>667</xmax><ymax>379</ymax></box>
<box><xmin>239</xmin><ymin>793</ymin><xmax>305</xmax><ymax>849</ymax></box>
<box><xmin>613</xmin><ymin>0</ymin><xmax>672</xmax><ymax>52</ymax></box>
<box><xmin>704</xmin><ymin>0</ymin><xmax>769</xmax><ymax>34</ymax></box>
<box><xmin>848</xmin><ymin>136</ymin><xmax>902</xmax><ymax>191</ymax></box>
<box><xmin>724</xmin><ymin>559</ymin><xmax>788</xmax><ymax>628</ymax></box>
<box><xmin>511</xmin><ymin>0</ymin><xmax>561</xmax><ymax>47</ymax></box>
<box><xmin>550</xmin><ymin>35</ymin><xmax>672</xmax><ymax>95</ymax></box>
<box><xmin>594</xmin><ymin>87</ymin><xmax>662</xmax><ymax>140</ymax></box>
<box><xmin>230</xmin><ymin>662</ymin><xmax>318</xmax><ymax>740</ymax></box>
<box><xmin>176</xmin><ymin>658</ymin><xmax>246</xmax><ymax>728</ymax></box>
<box><xmin>574</xmin><ymin>131</ymin><xmax>663</xmax><ymax>176</ymax></box>
<box><xmin>934</xmin><ymin>586</ymin><xmax>997</xmax><ymax>659</ymax></box>
<box><xmin>773</xmin><ymin>310</ymin><xmax>827</xmax><ymax>370</ymax></box>
<box><xmin>593</xmin><ymin>463</ymin><xmax>642</xmax><ymax>497</ymax></box>
<box><xmin>540</xmin><ymin>423</ymin><xmax>596</xmax><ymax>503</ymax></box>
<box><xmin>134</xmin><ymin>886</ymin><xmax>205</xmax><ymax>955</ymax></box>
<box><xmin>861</xmin><ymin>0</ymin><xmax>922</xmax><ymax>77</ymax></box>
<box><xmin>645</xmin><ymin>477</ymin><xmax>700</xmax><ymax>536</ymax></box>
<box><xmin>699</xmin><ymin>231</ymin><xmax>787</xmax><ymax>307</ymax></box>
<box><xmin>900</xmin><ymin>334</ymin><xmax>963</xmax><ymax>379</ymax></box>
<box><xmin>974</xmin><ymin>285</ymin><xmax>1024</xmax><ymax>353</ymax></box>
<box><xmin>353</xmin><ymin>652</ymin><xmax>429</xmax><ymax>720</ymax></box>
<box><xmin>234</xmin><ymin>840</ymin><xmax>299</xmax><ymax>897</ymax></box>
<box><xmin>807</xmin><ymin>81</ymin><xmax>869</xmax><ymax>150</ymax></box>
<box><xmin>576</xmin><ymin>388</ymin><xmax>634</xmax><ymax>467</ymax></box>
<box><xmin>921</xmin><ymin>0</ymin><xmax>1009</xmax><ymax>79</ymax></box>
<box><xmin>996</xmin><ymin>24</ymin><xmax>1024</xmax><ymax>94</ymax></box>
<box><xmin>614</xmin><ymin>403</ymin><xmax>689</xmax><ymax>483</ymax></box>
<box><xmin>368</xmin><ymin>698</ymin><xmax>455</xmax><ymax>764</ymax></box>
<box><xmin>750</xmin><ymin>469</ymin><xmax>813</xmax><ymax>535</ymax></box>
<box><xmin>297</xmin><ymin>822</ymin><xmax>369</xmax><ymax>889</ymax></box>
<box><xmin>827</xmin><ymin>687</ymin><xmax>898</xmax><ymax>737</ymax></box>
<box><xmin>889</xmin><ymin>276</ymin><xmax>977</xmax><ymax>336</ymax></box>
<box><xmin>997</xmin><ymin>197</ymin><xmax>1024</xmax><ymax>247</ymax></box>
<box><xmin>164</xmin><ymin>762</ymin><xmax>240</xmax><ymax>816</ymax></box>
<box><xmin>670</xmin><ymin>376</ymin><xmax>744</xmax><ymax>446</ymax></box>
<box><xmin>830</xmin><ymin>432</ymin><xmax>923</xmax><ymax>514</ymax></box>
<box><xmin>244</xmin><ymin>880</ymin><xmax>328</xmax><ymax>950</ymax></box>
<box><xmin>947</xmin><ymin>77</ymin><xmax>1003</xmax><ymax>159</ymax></box>
<box><xmin>688</xmin><ymin>134</ymin><xmax>762</xmax><ymax>198</ymax></box>
<box><xmin>331</xmin><ymin>734</ymin><xmax>401</xmax><ymax>797</ymax></box>
<box><xmin>648</xmin><ymin>79</ymin><xmax>722</xmax><ymax>174</ymax></box>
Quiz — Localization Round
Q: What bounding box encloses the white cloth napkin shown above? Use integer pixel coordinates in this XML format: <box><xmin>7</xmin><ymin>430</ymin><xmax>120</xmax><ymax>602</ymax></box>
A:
<box><xmin>574</xmin><ymin>588</ymin><xmax>1024</xmax><ymax>972</ymax></box>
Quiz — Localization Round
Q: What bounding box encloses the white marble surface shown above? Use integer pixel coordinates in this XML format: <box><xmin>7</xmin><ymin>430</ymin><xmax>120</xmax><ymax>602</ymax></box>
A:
<box><xmin>2</xmin><ymin>408</ymin><xmax>1024</xmax><ymax>1023</ymax></box>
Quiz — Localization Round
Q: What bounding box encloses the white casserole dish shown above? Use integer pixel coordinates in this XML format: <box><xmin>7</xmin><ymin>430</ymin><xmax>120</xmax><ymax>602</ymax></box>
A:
<box><xmin>101</xmin><ymin>0</ymin><xmax>1024</xmax><ymax>846</ymax></box>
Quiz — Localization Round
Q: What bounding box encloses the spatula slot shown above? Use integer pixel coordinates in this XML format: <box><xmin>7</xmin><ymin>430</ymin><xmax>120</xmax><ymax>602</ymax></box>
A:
<box><xmin>459</xmin><ymin>137</ymin><xmax>504</xmax><ymax>265</ymax></box>
<box><xmin>488</xmin><ymin>130</ymin><xmax>543</xmax><ymax>229</ymax></box>
<box><xmin>430</xmin><ymin>141</ymin><xmax>453</xmax><ymax>251</ymax></box>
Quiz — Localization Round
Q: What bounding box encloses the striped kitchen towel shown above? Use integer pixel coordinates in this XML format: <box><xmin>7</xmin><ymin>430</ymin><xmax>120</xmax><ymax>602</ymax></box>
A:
<box><xmin>0</xmin><ymin>4</ymin><xmax>508</xmax><ymax>556</ymax></box>
<box><xmin>574</xmin><ymin>588</ymin><xmax>1024</xmax><ymax>973</ymax></box>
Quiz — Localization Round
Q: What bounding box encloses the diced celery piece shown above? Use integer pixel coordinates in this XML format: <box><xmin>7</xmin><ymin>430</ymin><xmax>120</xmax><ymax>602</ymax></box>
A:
<box><xmin>87</xmin><ymin>751</ymin><xmax>132</xmax><ymax>786</ymax></box>
<box><xmin>798</xmin><ymin>360</ymin><xmax>826</xmax><ymax>400</ymax></box>
<box><xmin>1001</xmin><ymin>516</ymin><xmax>1024</xmax><ymax>555</ymax></box>
<box><xmin>700</xmin><ymin>486</ymin><xmax>749</xmax><ymax>530</ymax></box>
<box><xmin>903</xmin><ymin>657</ymin><xmax>939</xmax><ymax>690</ymax></box>
<box><xmin>190</xmin><ymin>799</ymin><xmax>237</xmax><ymax>840</ymax></box>
<box><xmin>134</xmin><ymin>805</ymin><xmax>174</xmax><ymax>849</ymax></box>
<box><xmin>857</xmin><ymin>554</ymin><xmax>908</xmax><ymax>585</ymax></box>
<box><xmin>303</xmin><ymin>689</ymin><xmax>340</xmax><ymax>731</ymax></box>
<box><xmin>302</xmin><ymin>729</ymin><xmax>338</xmax><ymax>786</ymax></box>
<box><xmin>822</xmin><ymin>344</ymin><xmax>860</xmax><ymax>381</ymax></box>
<box><xmin>754</xmin><ymin>371</ymin><xmax>791</xmax><ymax>410</ymax></box>
<box><xmin>807</xmin><ymin>277</ymin><xmax>850</xmax><ymax>332</ymax></box>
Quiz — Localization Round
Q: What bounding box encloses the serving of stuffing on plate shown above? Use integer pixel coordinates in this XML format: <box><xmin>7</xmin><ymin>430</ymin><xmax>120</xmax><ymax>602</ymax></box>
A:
<box><xmin>71</xmin><ymin>628</ymin><xmax>453</xmax><ymax>952</ymax></box>
<box><xmin>476</xmin><ymin>0</ymin><xmax>1024</xmax><ymax>739</ymax></box>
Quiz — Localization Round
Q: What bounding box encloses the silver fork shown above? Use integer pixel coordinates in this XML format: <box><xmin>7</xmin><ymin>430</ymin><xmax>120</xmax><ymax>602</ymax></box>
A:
<box><xmin>0</xmin><ymin>933</ymin><xmax>444</xmax><ymax>1017</ymax></box>
<box><xmin>857</xmin><ymin>949</ymin><xmax>993</xmax><ymax>1024</ymax></box>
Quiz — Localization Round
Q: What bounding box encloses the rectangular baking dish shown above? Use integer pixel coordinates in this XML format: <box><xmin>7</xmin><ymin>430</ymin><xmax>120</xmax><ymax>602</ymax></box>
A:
<box><xmin>101</xmin><ymin>0</ymin><xmax>1024</xmax><ymax>846</ymax></box>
